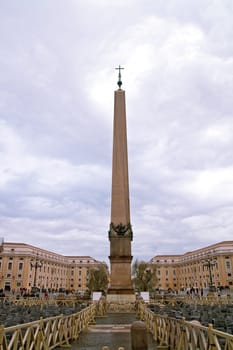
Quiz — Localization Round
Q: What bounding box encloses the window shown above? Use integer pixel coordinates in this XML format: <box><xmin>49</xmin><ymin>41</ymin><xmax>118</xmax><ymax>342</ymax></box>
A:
<box><xmin>226</xmin><ymin>261</ymin><xmax>231</xmax><ymax>269</ymax></box>
<box><xmin>8</xmin><ymin>262</ymin><xmax>12</xmax><ymax>270</ymax></box>
<box><xmin>18</xmin><ymin>262</ymin><xmax>23</xmax><ymax>270</ymax></box>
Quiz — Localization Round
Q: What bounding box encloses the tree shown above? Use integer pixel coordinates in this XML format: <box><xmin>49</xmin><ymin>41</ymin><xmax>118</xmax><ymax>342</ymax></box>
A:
<box><xmin>132</xmin><ymin>259</ymin><xmax>157</xmax><ymax>292</ymax></box>
<box><xmin>87</xmin><ymin>265</ymin><xmax>108</xmax><ymax>294</ymax></box>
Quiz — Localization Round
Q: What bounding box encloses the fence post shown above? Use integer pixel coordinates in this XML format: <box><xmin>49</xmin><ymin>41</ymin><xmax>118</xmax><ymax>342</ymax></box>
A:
<box><xmin>131</xmin><ymin>321</ymin><xmax>148</xmax><ymax>350</ymax></box>
<box><xmin>0</xmin><ymin>325</ymin><xmax>7</xmax><ymax>350</ymax></box>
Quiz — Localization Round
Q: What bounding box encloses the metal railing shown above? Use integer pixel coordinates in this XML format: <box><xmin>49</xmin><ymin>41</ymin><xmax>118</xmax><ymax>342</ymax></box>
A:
<box><xmin>0</xmin><ymin>303</ymin><xmax>96</xmax><ymax>349</ymax></box>
<box><xmin>137</xmin><ymin>301</ymin><xmax>233</xmax><ymax>349</ymax></box>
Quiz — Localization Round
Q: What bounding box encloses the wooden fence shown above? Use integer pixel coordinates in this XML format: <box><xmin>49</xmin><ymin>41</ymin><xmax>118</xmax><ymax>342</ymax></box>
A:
<box><xmin>137</xmin><ymin>301</ymin><xmax>233</xmax><ymax>349</ymax></box>
<box><xmin>0</xmin><ymin>303</ymin><xmax>96</xmax><ymax>349</ymax></box>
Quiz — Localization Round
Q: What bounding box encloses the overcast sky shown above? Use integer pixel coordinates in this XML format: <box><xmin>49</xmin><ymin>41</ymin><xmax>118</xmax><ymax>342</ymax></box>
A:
<box><xmin>0</xmin><ymin>0</ymin><xmax>233</xmax><ymax>263</ymax></box>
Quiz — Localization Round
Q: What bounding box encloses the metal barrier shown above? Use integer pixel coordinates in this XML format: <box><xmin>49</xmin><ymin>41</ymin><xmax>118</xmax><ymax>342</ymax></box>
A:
<box><xmin>0</xmin><ymin>303</ymin><xmax>96</xmax><ymax>349</ymax></box>
<box><xmin>137</xmin><ymin>301</ymin><xmax>233</xmax><ymax>349</ymax></box>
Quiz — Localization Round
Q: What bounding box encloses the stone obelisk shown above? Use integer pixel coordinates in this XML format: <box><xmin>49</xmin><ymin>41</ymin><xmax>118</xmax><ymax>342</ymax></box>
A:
<box><xmin>107</xmin><ymin>66</ymin><xmax>135</xmax><ymax>302</ymax></box>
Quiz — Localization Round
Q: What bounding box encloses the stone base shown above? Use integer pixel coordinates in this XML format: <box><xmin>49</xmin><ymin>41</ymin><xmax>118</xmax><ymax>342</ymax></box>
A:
<box><xmin>107</xmin><ymin>288</ymin><xmax>135</xmax><ymax>295</ymax></box>
<box><xmin>106</xmin><ymin>293</ymin><xmax>136</xmax><ymax>312</ymax></box>
<box><xmin>106</xmin><ymin>293</ymin><xmax>136</xmax><ymax>303</ymax></box>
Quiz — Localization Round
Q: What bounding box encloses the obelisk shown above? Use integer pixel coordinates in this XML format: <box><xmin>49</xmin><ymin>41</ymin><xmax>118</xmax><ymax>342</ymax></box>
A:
<box><xmin>107</xmin><ymin>66</ymin><xmax>135</xmax><ymax>302</ymax></box>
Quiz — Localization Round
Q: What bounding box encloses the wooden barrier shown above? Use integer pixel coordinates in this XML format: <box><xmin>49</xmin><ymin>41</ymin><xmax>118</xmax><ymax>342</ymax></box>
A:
<box><xmin>0</xmin><ymin>303</ymin><xmax>96</xmax><ymax>349</ymax></box>
<box><xmin>150</xmin><ymin>294</ymin><xmax>233</xmax><ymax>306</ymax></box>
<box><xmin>137</xmin><ymin>301</ymin><xmax>233</xmax><ymax>349</ymax></box>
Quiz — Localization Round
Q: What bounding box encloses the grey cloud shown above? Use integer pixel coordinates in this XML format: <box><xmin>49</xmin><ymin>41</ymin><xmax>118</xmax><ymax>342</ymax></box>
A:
<box><xmin>0</xmin><ymin>1</ymin><xmax>233</xmax><ymax>262</ymax></box>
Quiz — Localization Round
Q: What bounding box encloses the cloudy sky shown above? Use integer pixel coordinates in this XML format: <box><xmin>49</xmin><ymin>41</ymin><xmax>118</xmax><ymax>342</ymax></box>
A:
<box><xmin>1</xmin><ymin>0</ymin><xmax>233</xmax><ymax>263</ymax></box>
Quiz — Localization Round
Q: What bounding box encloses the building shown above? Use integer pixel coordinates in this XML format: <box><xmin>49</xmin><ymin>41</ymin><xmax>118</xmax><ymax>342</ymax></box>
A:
<box><xmin>150</xmin><ymin>241</ymin><xmax>233</xmax><ymax>291</ymax></box>
<box><xmin>0</xmin><ymin>241</ymin><xmax>107</xmax><ymax>293</ymax></box>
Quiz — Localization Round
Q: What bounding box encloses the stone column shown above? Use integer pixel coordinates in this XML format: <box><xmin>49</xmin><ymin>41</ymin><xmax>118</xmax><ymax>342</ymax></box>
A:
<box><xmin>107</xmin><ymin>87</ymin><xmax>134</xmax><ymax>301</ymax></box>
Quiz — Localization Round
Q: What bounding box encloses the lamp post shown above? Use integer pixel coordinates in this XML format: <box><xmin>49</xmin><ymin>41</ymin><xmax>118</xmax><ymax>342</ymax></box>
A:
<box><xmin>202</xmin><ymin>257</ymin><xmax>217</xmax><ymax>295</ymax></box>
<box><xmin>30</xmin><ymin>257</ymin><xmax>42</xmax><ymax>291</ymax></box>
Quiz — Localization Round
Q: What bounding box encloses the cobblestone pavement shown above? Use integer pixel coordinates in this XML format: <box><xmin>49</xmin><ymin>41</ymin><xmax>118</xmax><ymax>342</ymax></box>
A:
<box><xmin>57</xmin><ymin>313</ymin><xmax>158</xmax><ymax>350</ymax></box>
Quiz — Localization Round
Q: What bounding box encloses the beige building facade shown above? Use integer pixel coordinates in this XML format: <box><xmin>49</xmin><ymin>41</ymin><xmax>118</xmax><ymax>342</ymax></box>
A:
<box><xmin>1</xmin><ymin>240</ymin><xmax>232</xmax><ymax>294</ymax></box>
<box><xmin>0</xmin><ymin>241</ymin><xmax>107</xmax><ymax>293</ymax></box>
<box><xmin>150</xmin><ymin>241</ymin><xmax>233</xmax><ymax>291</ymax></box>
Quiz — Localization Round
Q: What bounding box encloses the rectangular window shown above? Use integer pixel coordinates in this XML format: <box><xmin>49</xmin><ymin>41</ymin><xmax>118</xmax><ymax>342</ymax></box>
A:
<box><xmin>8</xmin><ymin>262</ymin><xmax>12</xmax><ymax>270</ymax></box>
<box><xmin>226</xmin><ymin>261</ymin><xmax>231</xmax><ymax>269</ymax></box>
<box><xmin>18</xmin><ymin>262</ymin><xmax>23</xmax><ymax>270</ymax></box>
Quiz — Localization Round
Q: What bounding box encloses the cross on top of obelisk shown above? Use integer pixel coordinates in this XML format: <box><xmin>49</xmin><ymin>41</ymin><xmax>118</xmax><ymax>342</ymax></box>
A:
<box><xmin>115</xmin><ymin>65</ymin><xmax>124</xmax><ymax>89</ymax></box>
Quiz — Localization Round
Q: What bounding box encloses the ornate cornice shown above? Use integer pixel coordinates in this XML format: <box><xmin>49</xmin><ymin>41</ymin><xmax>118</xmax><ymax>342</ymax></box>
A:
<box><xmin>108</xmin><ymin>222</ymin><xmax>133</xmax><ymax>240</ymax></box>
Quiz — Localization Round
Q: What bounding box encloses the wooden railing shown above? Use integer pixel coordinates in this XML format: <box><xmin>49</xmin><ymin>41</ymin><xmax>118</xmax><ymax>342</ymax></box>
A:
<box><xmin>0</xmin><ymin>303</ymin><xmax>96</xmax><ymax>349</ymax></box>
<box><xmin>137</xmin><ymin>301</ymin><xmax>233</xmax><ymax>349</ymax></box>
<box><xmin>150</xmin><ymin>294</ymin><xmax>233</xmax><ymax>306</ymax></box>
<box><xmin>1</xmin><ymin>296</ymin><xmax>91</xmax><ymax>308</ymax></box>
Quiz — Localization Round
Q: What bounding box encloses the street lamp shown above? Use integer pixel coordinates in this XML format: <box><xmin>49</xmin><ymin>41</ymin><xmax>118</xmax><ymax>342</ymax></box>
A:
<box><xmin>202</xmin><ymin>257</ymin><xmax>217</xmax><ymax>295</ymax></box>
<box><xmin>30</xmin><ymin>257</ymin><xmax>42</xmax><ymax>291</ymax></box>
